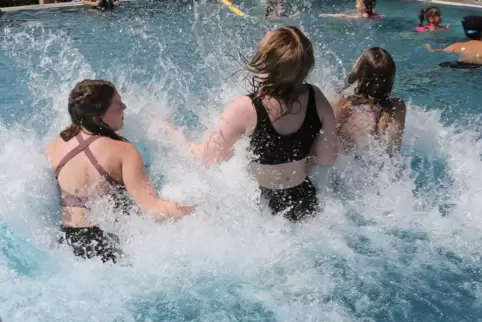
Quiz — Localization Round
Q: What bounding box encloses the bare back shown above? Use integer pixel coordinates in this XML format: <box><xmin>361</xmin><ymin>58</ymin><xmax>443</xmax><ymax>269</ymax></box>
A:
<box><xmin>45</xmin><ymin>134</ymin><xmax>127</xmax><ymax>227</ymax></box>
<box><xmin>442</xmin><ymin>40</ymin><xmax>482</xmax><ymax>64</ymax></box>
<box><xmin>453</xmin><ymin>40</ymin><xmax>482</xmax><ymax>63</ymax></box>
<box><xmin>334</xmin><ymin>98</ymin><xmax>406</xmax><ymax>156</ymax></box>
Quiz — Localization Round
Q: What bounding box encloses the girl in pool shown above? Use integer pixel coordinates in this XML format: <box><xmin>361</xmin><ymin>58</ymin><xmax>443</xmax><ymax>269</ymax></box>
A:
<box><xmin>320</xmin><ymin>0</ymin><xmax>383</xmax><ymax>20</ymax></box>
<box><xmin>426</xmin><ymin>15</ymin><xmax>482</xmax><ymax>67</ymax></box>
<box><xmin>332</xmin><ymin>47</ymin><xmax>406</xmax><ymax>157</ymax></box>
<box><xmin>45</xmin><ymin>80</ymin><xmax>195</xmax><ymax>264</ymax></box>
<box><xmin>172</xmin><ymin>26</ymin><xmax>338</xmax><ymax>223</ymax></box>
<box><xmin>415</xmin><ymin>6</ymin><xmax>449</xmax><ymax>32</ymax></box>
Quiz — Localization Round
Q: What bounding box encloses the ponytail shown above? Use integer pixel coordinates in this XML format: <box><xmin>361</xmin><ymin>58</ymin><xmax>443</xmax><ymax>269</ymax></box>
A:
<box><xmin>60</xmin><ymin>124</ymin><xmax>82</xmax><ymax>141</ymax></box>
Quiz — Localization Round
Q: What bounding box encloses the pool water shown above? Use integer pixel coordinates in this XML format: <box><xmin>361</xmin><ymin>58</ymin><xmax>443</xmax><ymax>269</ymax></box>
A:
<box><xmin>1</xmin><ymin>0</ymin><xmax>482</xmax><ymax>321</ymax></box>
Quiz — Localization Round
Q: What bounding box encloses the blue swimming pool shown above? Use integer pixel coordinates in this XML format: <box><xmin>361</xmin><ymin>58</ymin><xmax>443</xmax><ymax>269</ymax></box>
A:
<box><xmin>1</xmin><ymin>0</ymin><xmax>482</xmax><ymax>321</ymax></box>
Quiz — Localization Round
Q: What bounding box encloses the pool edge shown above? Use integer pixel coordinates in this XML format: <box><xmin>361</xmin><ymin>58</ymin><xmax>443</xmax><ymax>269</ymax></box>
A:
<box><xmin>426</xmin><ymin>0</ymin><xmax>482</xmax><ymax>9</ymax></box>
<box><xmin>0</xmin><ymin>0</ymin><xmax>135</xmax><ymax>12</ymax></box>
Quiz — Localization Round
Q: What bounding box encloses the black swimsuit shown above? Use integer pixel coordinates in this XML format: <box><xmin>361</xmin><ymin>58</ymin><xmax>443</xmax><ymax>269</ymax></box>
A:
<box><xmin>439</xmin><ymin>61</ymin><xmax>482</xmax><ymax>69</ymax></box>
<box><xmin>248</xmin><ymin>84</ymin><xmax>322</xmax><ymax>222</ymax></box>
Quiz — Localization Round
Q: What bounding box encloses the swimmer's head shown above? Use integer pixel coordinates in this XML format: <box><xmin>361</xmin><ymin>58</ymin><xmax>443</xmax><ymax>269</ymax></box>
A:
<box><xmin>419</xmin><ymin>6</ymin><xmax>442</xmax><ymax>27</ymax></box>
<box><xmin>61</xmin><ymin>79</ymin><xmax>127</xmax><ymax>142</ymax></box>
<box><xmin>361</xmin><ymin>0</ymin><xmax>376</xmax><ymax>17</ymax></box>
<box><xmin>462</xmin><ymin>15</ymin><xmax>482</xmax><ymax>40</ymax></box>
<box><xmin>344</xmin><ymin>47</ymin><xmax>396</xmax><ymax>105</ymax></box>
<box><xmin>244</xmin><ymin>26</ymin><xmax>314</xmax><ymax>111</ymax></box>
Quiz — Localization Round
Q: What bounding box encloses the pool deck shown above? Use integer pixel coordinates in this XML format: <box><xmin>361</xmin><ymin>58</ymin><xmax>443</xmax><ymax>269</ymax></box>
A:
<box><xmin>426</xmin><ymin>0</ymin><xmax>482</xmax><ymax>9</ymax></box>
<box><xmin>0</xmin><ymin>0</ymin><xmax>134</xmax><ymax>12</ymax></box>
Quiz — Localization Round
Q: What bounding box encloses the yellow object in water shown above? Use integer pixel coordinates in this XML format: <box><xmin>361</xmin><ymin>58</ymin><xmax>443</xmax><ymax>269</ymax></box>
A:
<box><xmin>220</xmin><ymin>0</ymin><xmax>246</xmax><ymax>17</ymax></box>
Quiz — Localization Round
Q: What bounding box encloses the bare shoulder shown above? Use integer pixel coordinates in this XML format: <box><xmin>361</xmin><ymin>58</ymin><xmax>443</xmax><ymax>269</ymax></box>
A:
<box><xmin>221</xmin><ymin>95</ymin><xmax>257</xmax><ymax>126</ymax></box>
<box><xmin>229</xmin><ymin>95</ymin><xmax>256</xmax><ymax>114</ymax></box>
<box><xmin>106</xmin><ymin>138</ymin><xmax>138</xmax><ymax>155</ymax></box>
<box><xmin>44</xmin><ymin>136</ymin><xmax>62</xmax><ymax>156</ymax></box>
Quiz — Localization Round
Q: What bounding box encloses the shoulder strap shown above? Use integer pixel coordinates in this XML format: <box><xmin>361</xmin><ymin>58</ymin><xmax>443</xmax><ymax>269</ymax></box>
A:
<box><xmin>249</xmin><ymin>94</ymin><xmax>270</xmax><ymax>124</ymax></box>
<box><xmin>77</xmin><ymin>134</ymin><xmax>121</xmax><ymax>185</ymax></box>
<box><xmin>306</xmin><ymin>84</ymin><xmax>323</xmax><ymax>126</ymax></box>
<box><xmin>55</xmin><ymin>134</ymin><xmax>101</xmax><ymax>177</ymax></box>
<box><xmin>306</xmin><ymin>84</ymin><xmax>316</xmax><ymax>114</ymax></box>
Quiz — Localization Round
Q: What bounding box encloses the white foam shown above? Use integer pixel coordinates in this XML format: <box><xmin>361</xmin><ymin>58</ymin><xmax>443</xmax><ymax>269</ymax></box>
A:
<box><xmin>0</xmin><ymin>13</ymin><xmax>481</xmax><ymax>322</ymax></box>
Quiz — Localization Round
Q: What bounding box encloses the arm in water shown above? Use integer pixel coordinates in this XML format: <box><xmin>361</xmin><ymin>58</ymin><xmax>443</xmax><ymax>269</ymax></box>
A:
<box><xmin>425</xmin><ymin>43</ymin><xmax>458</xmax><ymax>53</ymax></box>
<box><xmin>307</xmin><ymin>86</ymin><xmax>338</xmax><ymax>167</ymax></box>
<box><xmin>319</xmin><ymin>12</ymin><xmax>358</xmax><ymax>18</ymax></box>
<box><xmin>121</xmin><ymin>143</ymin><xmax>196</xmax><ymax>220</ymax></box>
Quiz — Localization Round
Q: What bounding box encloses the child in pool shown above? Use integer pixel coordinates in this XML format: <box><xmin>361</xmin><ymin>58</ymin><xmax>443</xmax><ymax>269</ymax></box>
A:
<box><xmin>320</xmin><ymin>0</ymin><xmax>383</xmax><ymax>20</ymax></box>
<box><xmin>426</xmin><ymin>15</ymin><xmax>482</xmax><ymax>67</ymax></box>
<box><xmin>83</xmin><ymin>0</ymin><xmax>119</xmax><ymax>10</ymax></box>
<box><xmin>415</xmin><ymin>6</ymin><xmax>449</xmax><ymax>32</ymax></box>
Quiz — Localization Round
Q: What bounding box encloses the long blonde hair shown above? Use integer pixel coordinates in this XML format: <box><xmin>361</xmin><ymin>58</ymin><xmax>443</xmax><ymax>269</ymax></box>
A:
<box><xmin>242</xmin><ymin>26</ymin><xmax>315</xmax><ymax>116</ymax></box>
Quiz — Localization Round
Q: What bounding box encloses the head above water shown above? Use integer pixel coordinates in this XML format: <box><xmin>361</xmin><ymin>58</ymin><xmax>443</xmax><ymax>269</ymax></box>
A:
<box><xmin>344</xmin><ymin>47</ymin><xmax>396</xmax><ymax>107</ymax></box>
<box><xmin>462</xmin><ymin>15</ymin><xmax>482</xmax><ymax>40</ymax></box>
<box><xmin>60</xmin><ymin>79</ymin><xmax>127</xmax><ymax>142</ymax></box>
<box><xmin>362</xmin><ymin>0</ymin><xmax>376</xmax><ymax>16</ymax></box>
<box><xmin>419</xmin><ymin>6</ymin><xmax>442</xmax><ymax>27</ymax></box>
<box><xmin>243</xmin><ymin>26</ymin><xmax>314</xmax><ymax>114</ymax></box>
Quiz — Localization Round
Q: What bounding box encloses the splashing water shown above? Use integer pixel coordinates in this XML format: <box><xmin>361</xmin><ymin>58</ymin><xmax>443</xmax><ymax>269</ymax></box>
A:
<box><xmin>1</xmin><ymin>0</ymin><xmax>482</xmax><ymax>321</ymax></box>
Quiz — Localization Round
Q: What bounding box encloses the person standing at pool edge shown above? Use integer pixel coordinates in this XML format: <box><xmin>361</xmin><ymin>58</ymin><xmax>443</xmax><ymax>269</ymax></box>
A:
<box><xmin>173</xmin><ymin>26</ymin><xmax>338</xmax><ymax>222</ymax></box>
<box><xmin>45</xmin><ymin>80</ymin><xmax>195</xmax><ymax>263</ymax></box>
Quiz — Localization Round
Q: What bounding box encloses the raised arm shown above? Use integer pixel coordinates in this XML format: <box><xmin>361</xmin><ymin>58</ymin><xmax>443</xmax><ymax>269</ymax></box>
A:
<box><xmin>121</xmin><ymin>143</ymin><xmax>195</xmax><ymax>220</ymax></box>
<box><xmin>184</xmin><ymin>96</ymin><xmax>252</xmax><ymax>167</ymax></box>
<box><xmin>308</xmin><ymin>86</ymin><xmax>338</xmax><ymax>166</ymax></box>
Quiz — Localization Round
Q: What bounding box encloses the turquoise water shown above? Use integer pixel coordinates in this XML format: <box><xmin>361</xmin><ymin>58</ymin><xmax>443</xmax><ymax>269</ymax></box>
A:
<box><xmin>1</xmin><ymin>0</ymin><xmax>482</xmax><ymax>321</ymax></box>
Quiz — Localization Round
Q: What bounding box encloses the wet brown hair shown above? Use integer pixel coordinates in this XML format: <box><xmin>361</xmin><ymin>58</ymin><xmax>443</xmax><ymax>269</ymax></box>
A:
<box><xmin>242</xmin><ymin>26</ymin><xmax>315</xmax><ymax>116</ymax></box>
<box><xmin>338</xmin><ymin>47</ymin><xmax>396</xmax><ymax>132</ymax></box>
<box><xmin>356</xmin><ymin>0</ymin><xmax>376</xmax><ymax>15</ymax></box>
<box><xmin>419</xmin><ymin>6</ymin><xmax>441</xmax><ymax>27</ymax></box>
<box><xmin>60</xmin><ymin>79</ymin><xmax>127</xmax><ymax>142</ymax></box>
<box><xmin>363</xmin><ymin>0</ymin><xmax>376</xmax><ymax>16</ymax></box>
<box><xmin>462</xmin><ymin>15</ymin><xmax>482</xmax><ymax>40</ymax></box>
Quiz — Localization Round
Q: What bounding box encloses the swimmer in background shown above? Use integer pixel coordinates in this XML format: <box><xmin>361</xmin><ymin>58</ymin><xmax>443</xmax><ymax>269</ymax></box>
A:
<box><xmin>265</xmin><ymin>0</ymin><xmax>299</xmax><ymax>20</ymax></box>
<box><xmin>415</xmin><ymin>7</ymin><xmax>449</xmax><ymax>32</ymax></box>
<box><xmin>83</xmin><ymin>0</ymin><xmax>119</xmax><ymax>10</ymax></box>
<box><xmin>320</xmin><ymin>0</ymin><xmax>383</xmax><ymax>20</ymax></box>
<box><xmin>332</xmin><ymin>47</ymin><xmax>406</xmax><ymax>157</ymax></box>
<box><xmin>426</xmin><ymin>15</ymin><xmax>482</xmax><ymax>67</ymax></box>
<box><xmin>265</xmin><ymin>0</ymin><xmax>287</xmax><ymax>19</ymax></box>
